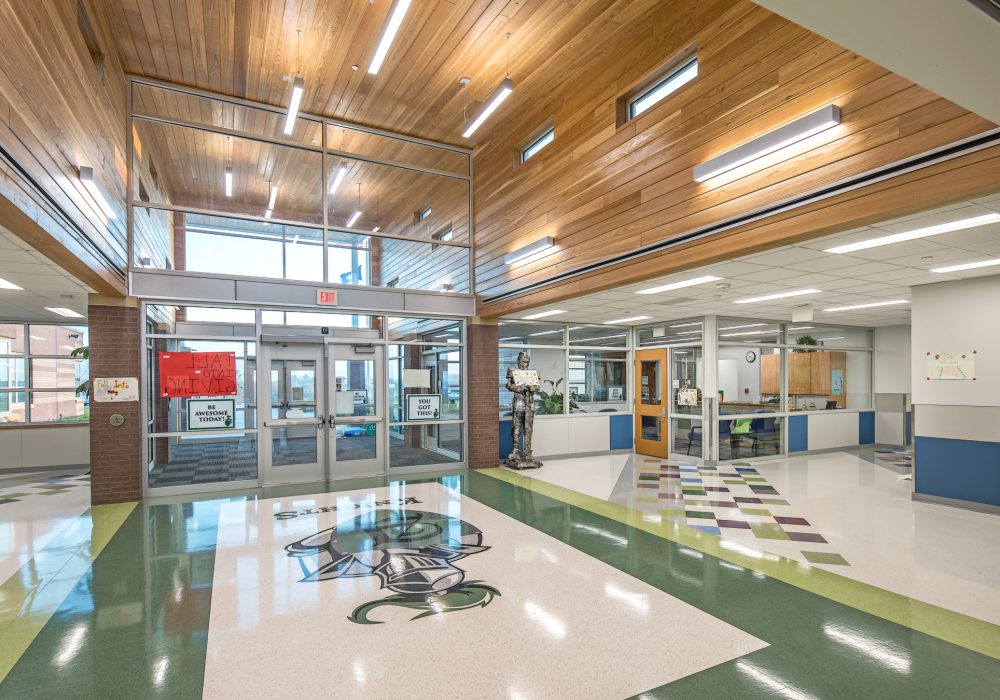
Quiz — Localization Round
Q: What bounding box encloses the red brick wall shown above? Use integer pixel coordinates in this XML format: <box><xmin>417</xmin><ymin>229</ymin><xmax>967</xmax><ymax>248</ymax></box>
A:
<box><xmin>467</xmin><ymin>323</ymin><xmax>499</xmax><ymax>468</ymax></box>
<box><xmin>88</xmin><ymin>302</ymin><xmax>142</xmax><ymax>504</ymax></box>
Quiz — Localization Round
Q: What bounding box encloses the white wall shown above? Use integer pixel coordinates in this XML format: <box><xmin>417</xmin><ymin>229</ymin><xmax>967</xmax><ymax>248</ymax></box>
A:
<box><xmin>718</xmin><ymin>346</ymin><xmax>763</xmax><ymax>402</ymax></box>
<box><xmin>0</xmin><ymin>425</ymin><xmax>89</xmax><ymax>470</ymax></box>
<box><xmin>875</xmin><ymin>326</ymin><xmax>911</xmax><ymax>394</ymax></box>
<box><xmin>912</xmin><ymin>276</ymin><xmax>1000</xmax><ymax>408</ymax></box>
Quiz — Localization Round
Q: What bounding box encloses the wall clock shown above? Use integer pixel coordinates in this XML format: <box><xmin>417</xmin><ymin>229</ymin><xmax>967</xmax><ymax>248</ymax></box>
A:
<box><xmin>745</xmin><ymin>351</ymin><xmax>757</xmax><ymax>363</ymax></box>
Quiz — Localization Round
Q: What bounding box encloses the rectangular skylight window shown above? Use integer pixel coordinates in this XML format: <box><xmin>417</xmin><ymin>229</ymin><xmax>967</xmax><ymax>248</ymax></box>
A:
<box><xmin>418</xmin><ymin>205</ymin><xmax>432</xmax><ymax>222</ymax></box>
<box><xmin>521</xmin><ymin>127</ymin><xmax>555</xmax><ymax>163</ymax></box>
<box><xmin>629</xmin><ymin>55</ymin><xmax>698</xmax><ymax>119</ymax></box>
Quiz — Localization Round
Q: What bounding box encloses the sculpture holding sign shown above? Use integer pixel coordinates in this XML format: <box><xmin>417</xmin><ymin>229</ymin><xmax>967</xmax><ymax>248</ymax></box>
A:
<box><xmin>505</xmin><ymin>351</ymin><xmax>542</xmax><ymax>469</ymax></box>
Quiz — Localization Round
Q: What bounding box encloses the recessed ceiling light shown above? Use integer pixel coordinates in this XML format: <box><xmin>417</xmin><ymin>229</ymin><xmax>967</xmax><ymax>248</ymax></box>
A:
<box><xmin>635</xmin><ymin>275</ymin><xmax>722</xmax><ymax>295</ymax></box>
<box><xmin>823</xmin><ymin>300</ymin><xmax>909</xmax><ymax>312</ymax></box>
<box><xmin>818</xmin><ymin>336</ymin><xmax>845</xmax><ymax>341</ymax></box>
<box><xmin>930</xmin><ymin>258</ymin><xmax>1000</xmax><ymax>274</ymax></box>
<box><xmin>733</xmin><ymin>289</ymin><xmax>821</xmax><ymax>304</ymax></box>
<box><xmin>604</xmin><ymin>315</ymin><xmax>651</xmax><ymax>325</ymax></box>
<box><xmin>669</xmin><ymin>321</ymin><xmax>702</xmax><ymax>328</ymax></box>
<box><xmin>788</xmin><ymin>326</ymin><xmax>814</xmax><ymax>331</ymax></box>
<box><xmin>46</xmin><ymin>307</ymin><xmax>84</xmax><ymax>318</ymax></box>
<box><xmin>675</xmin><ymin>330</ymin><xmax>702</xmax><ymax>335</ymax></box>
<box><xmin>720</xmin><ymin>329</ymin><xmax>780</xmax><ymax>337</ymax></box>
<box><xmin>521</xmin><ymin>309</ymin><xmax>566</xmax><ymax>320</ymax></box>
<box><xmin>719</xmin><ymin>323</ymin><xmax>767</xmax><ymax>330</ymax></box>
<box><xmin>368</xmin><ymin>0</ymin><xmax>412</xmax><ymax>75</ymax></box>
<box><xmin>824</xmin><ymin>213</ymin><xmax>1000</xmax><ymax>254</ymax></box>
<box><xmin>0</xmin><ymin>277</ymin><xmax>23</xmax><ymax>290</ymax></box>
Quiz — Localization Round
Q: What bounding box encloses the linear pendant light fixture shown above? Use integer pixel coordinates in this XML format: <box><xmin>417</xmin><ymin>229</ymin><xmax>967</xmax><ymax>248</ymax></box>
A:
<box><xmin>693</xmin><ymin>105</ymin><xmax>841</xmax><ymax>182</ymax></box>
<box><xmin>824</xmin><ymin>212</ymin><xmax>1000</xmax><ymax>254</ymax></box>
<box><xmin>265</xmin><ymin>182</ymin><xmax>277</xmax><ymax>219</ymax></box>
<box><xmin>346</xmin><ymin>182</ymin><xmax>363</xmax><ymax>228</ymax></box>
<box><xmin>521</xmin><ymin>309</ymin><xmax>566</xmax><ymax>320</ymax></box>
<box><xmin>463</xmin><ymin>33</ymin><xmax>514</xmax><ymax>139</ymax></box>
<box><xmin>224</xmin><ymin>165</ymin><xmax>233</xmax><ymax>197</ymax></box>
<box><xmin>283</xmin><ymin>76</ymin><xmax>304</xmax><ymax>135</ymax></box>
<box><xmin>635</xmin><ymin>275</ymin><xmax>722</xmax><ymax>294</ymax></box>
<box><xmin>504</xmin><ymin>235</ymin><xmax>555</xmax><ymax>264</ymax></box>
<box><xmin>369</xmin><ymin>0</ymin><xmax>412</xmax><ymax>75</ymax></box>
<box><xmin>329</xmin><ymin>161</ymin><xmax>348</xmax><ymax>193</ymax></box>
<box><xmin>78</xmin><ymin>166</ymin><xmax>116</xmax><ymax>219</ymax></box>
<box><xmin>824</xmin><ymin>300</ymin><xmax>909</xmax><ymax>312</ymax></box>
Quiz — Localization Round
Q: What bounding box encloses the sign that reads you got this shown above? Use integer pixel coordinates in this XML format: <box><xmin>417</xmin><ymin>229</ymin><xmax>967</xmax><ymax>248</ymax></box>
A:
<box><xmin>159</xmin><ymin>352</ymin><xmax>238</xmax><ymax>398</ymax></box>
<box><xmin>407</xmin><ymin>394</ymin><xmax>441</xmax><ymax>421</ymax></box>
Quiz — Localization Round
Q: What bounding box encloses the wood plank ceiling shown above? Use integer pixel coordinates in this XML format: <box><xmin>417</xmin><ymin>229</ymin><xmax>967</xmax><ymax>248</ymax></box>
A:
<box><xmin>100</xmin><ymin>0</ymin><xmax>615</xmax><ymax>147</ymax></box>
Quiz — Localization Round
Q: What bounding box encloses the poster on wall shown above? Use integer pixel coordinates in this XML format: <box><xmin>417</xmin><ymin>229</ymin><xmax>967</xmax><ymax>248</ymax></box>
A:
<box><xmin>677</xmin><ymin>388</ymin><xmax>699</xmax><ymax>406</ymax></box>
<box><xmin>831</xmin><ymin>369</ymin><xmax>845</xmax><ymax>395</ymax></box>
<box><xmin>159</xmin><ymin>352</ymin><xmax>238</xmax><ymax>397</ymax></box>
<box><xmin>926</xmin><ymin>351</ymin><xmax>976</xmax><ymax>380</ymax></box>
<box><xmin>93</xmin><ymin>377</ymin><xmax>139</xmax><ymax>402</ymax></box>
<box><xmin>608</xmin><ymin>386</ymin><xmax>624</xmax><ymax>401</ymax></box>
<box><xmin>407</xmin><ymin>394</ymin><xmax>441</xmax><ymax>420</ymax></box>
<box><xmin>187</xmin><ymin>399</ymin><xmax>236</xmax><ymax>430</ymax></box>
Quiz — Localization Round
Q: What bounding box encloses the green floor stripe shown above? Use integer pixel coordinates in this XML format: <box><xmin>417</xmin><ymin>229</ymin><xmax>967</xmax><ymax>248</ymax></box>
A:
<box><xmin>480</xmin><ymin>467</ymin><xmax>1000</xmax><ymax>661</ymax></box>
<box><xmin>0</xmin><ymin>502</ymin><xmax>136</xmax><ymax>684</ymax></box>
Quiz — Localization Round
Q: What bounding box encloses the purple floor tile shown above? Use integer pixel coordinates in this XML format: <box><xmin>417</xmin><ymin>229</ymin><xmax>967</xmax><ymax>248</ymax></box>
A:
<box><xmin>774</xmin><ymin>516</ymin><xmax>810</xmax><ymax>526</ymax></box>
<box><xmin>733</xmin><ymin>497</ymin><xmax>763</xmax><ymax>504</ymax></box>
<box><xmin>705</xmin><ymin>486</ymin><xmax>730</xmax><ymax>492</ymax></box>
<box><xmin>716</xmin><ymin>519</ymin><xmax>752</xmax><ymax>529</ymax></box>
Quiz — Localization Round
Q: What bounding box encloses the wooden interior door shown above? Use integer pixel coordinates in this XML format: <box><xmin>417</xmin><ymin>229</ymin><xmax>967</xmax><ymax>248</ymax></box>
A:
<box><xmin>635</xmin><ymin>348</ymin><xmax>669</xmax><ymax>458</ymax></box>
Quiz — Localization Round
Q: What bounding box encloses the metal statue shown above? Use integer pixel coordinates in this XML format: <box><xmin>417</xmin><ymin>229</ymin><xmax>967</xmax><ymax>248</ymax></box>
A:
<box><xmin>505</xmin><ymin>351</ymin><xmax>542</xmax><ymax>469</ymax></box>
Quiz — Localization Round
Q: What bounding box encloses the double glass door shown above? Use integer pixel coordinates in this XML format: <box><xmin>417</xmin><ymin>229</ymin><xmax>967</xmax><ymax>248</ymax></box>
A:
<box><xmin>261</xmin><ymin>342</ymin><xmax>384</xmax><ymax>484</ymax></box>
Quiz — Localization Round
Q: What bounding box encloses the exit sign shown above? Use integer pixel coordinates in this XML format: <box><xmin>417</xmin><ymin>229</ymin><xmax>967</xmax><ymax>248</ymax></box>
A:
<box><xmin>317</xmin><ymin>289</ymin><xmax>339</xmax><ymax>306</ymax></box>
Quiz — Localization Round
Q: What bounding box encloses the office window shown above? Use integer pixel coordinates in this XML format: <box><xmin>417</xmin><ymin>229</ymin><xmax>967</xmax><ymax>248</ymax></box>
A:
<box><xmin>0</xmin><ymin>323</ymin><xmax>88</xmax><ymax>424</ymax></box>
<box><xmin>628</xmin><ymin>55</ymin><xmax>698</xmax><ymax>120</ymax></box>
<box><xmin>521</xmin><ymin>126</ymin><xmax>555</xmax><ymax>163</ymax></box>
<box><xmin>569</xmin><ymin>350</ymin><xmax>627</xmax><ymax>412</ymax></box>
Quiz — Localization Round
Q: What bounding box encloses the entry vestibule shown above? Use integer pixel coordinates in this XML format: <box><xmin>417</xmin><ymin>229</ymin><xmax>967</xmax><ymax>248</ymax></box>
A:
<box><xmin>143</xmin><ymin>303</ymin><xmax>466</xmax><ymax>495</ymax></box>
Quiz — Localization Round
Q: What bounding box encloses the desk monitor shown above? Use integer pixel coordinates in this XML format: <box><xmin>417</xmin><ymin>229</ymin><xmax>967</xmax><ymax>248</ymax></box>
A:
<box><xmin>825</xmin><ymin>400</ymin><xmax>838</xmax><ymax>410</ymax></box>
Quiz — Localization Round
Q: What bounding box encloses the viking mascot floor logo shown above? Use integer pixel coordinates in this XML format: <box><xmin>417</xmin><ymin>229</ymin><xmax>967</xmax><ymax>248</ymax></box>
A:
<box><xmin>285</xmin><ymin>509</ymin><xmax>500</xmax><ymax>624</ymax></box>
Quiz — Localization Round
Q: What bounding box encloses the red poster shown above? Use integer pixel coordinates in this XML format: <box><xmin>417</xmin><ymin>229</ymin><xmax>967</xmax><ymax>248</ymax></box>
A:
<box><xmin>159</xmin><ymin>352</ymin><xmax>237</xmax><ymax>398</ymax></box>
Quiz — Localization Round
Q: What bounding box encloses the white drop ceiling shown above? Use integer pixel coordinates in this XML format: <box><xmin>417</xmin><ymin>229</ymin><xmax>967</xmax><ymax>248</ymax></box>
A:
<box><xmin>0</xmin><ymin>227</ymin><xmax>93</xmax><ymax>321</ymax></box>
<box><xmin>513</xmin><ymin>193</ymin><xmax>1000</xmax><ymax>328</ymax></box>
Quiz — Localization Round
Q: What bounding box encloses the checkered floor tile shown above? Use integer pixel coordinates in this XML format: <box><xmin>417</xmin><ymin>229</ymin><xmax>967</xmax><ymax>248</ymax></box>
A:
<box><xmin>0</xmin><ymin>473</ymin><xmax>90</xmax><ymax>505</ymax></box>
<box><xmin>633</xmin><ymin>458</ymin><xmax>849</xmax><ymax>566</ymax></box>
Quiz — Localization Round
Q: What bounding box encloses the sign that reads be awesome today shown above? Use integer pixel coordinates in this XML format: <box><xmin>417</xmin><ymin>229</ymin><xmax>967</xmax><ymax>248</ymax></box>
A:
<box><xmin>406</xmin><ymin>394</ymin><xmax>441</xmax><ymax>421</ymax></box>
<box><xmin>187</xmin><ymin>399</ymin><xmax>236</xmax><ymax>431</ymax></box>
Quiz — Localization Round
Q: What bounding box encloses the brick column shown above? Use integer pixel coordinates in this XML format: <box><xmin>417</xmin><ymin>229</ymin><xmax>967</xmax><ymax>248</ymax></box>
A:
<box><xmin>467</xmin><ymin>320</ymin><xmax>499</xmax><ymax>468</ymax></box>
<box><xmin>89</xmin><ymin>296</ymin><xmax>142</xmax><ymax>504</ymax></box>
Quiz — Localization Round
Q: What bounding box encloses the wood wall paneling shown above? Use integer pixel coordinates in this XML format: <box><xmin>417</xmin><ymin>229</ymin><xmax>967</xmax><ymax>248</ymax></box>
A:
<box><xmin>471</xmin><ymin>1</ymin><xmax>997</xmax><ymax>314</ymax></box>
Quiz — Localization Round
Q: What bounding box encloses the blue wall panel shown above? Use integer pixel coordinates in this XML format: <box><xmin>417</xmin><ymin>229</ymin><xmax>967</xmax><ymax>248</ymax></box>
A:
<box><xmin>859</xmin><ymin>411</ymin><xmax>875</xmax><ymax>445</ymax></box>
<box><xmin>915</xmin><ymin>436</ymin><xmax>1000</xmax><ymax>507</ymax></box>
<box><xmin>788</xmin><ymin>415</ymin><xmax>808</xmax><ymax>452</ymax></box>
<box><xmin>499</xmin><ymin>420</ymin><xmax>513</xmax><ymax>460</ymax></box>
<box><xmin>610</xmin><ymin>414</ymin><xmax>634</xmax><ymax>450</ymax></box>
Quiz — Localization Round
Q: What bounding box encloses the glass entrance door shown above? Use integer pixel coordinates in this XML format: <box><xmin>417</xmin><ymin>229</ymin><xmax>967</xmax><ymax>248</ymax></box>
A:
<box><xmin>263</xmin><ymin>344</ymin><xmax>326</xmax><ymax>484</ymax></box>
<box><xmin>328</xmin><ymin>344</ymin><xmax>384</xmax><ymax>478</ymax></box>
<box><xmin>634</xmin><ymin>348</ymin><xmax>669</xmax><ymax>458</ymax></box>
<box><xmin>261</xmin><ymin>342</ymin><xmax>385</xmax><ymax>484</ymax></box>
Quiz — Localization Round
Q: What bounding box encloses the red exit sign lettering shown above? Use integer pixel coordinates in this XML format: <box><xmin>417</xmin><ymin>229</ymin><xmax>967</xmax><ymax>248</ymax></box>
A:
<box><xmin>317</xmin><ymin>289</ymin><xmax>339</xmax><ymax>306</ymax></box>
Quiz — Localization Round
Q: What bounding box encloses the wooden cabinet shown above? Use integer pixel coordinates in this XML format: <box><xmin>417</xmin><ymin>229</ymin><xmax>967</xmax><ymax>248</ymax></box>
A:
<box><xmin>786</xmin><ymin>352</ymin><xmax>846</xmax><ymax>406</ymax></box>
<box><xmin>760</xmin><ymin>354</ymin><xmax>781</xmax><ymax>395</ymax></box>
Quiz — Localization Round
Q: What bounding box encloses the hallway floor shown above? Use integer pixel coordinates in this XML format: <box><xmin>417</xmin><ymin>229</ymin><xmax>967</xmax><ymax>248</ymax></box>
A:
<box><xmin>1</xmin><ymin>458</ymin><xmax>998</xmax><ymax>698</ymax></box>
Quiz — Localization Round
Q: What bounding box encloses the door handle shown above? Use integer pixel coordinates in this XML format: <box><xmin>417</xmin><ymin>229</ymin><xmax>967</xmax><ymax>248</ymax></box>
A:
<box><xmin>328</xmin><ymin>414</ymin><xmax>336</xmax><ymax>427</ymax></box>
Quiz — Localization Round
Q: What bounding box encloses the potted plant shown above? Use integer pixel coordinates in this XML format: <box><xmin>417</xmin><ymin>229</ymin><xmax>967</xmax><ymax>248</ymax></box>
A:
<box><xmin>793</xmin><ymin>335</ymin><xmax>819</xmax><ymax>353</ymax></box>
<box><xmin>535</xmin><ymin>378</ymin><xmax>580</xmax><ymax>415</ymax></box>
<box><xmin>71</xmin><ymin>346</ymin><xmax>91</xmax><ymax>396</ymax></box>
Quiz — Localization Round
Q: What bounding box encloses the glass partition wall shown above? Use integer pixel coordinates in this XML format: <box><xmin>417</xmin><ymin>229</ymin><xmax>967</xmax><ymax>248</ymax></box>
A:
<box><xmin>128</xmin><ymin>78</ymin><xmax>472</xmax><ymax>294</ymax></box>
<box><xmin>142</xmin><ymin>303</ymin><xmax>465</xmax><ymax>495</ymax></box>
<box><xmin>635</xmin><ymin>316</ymin><xmax>873</xmax><ymax>463</ymax></box>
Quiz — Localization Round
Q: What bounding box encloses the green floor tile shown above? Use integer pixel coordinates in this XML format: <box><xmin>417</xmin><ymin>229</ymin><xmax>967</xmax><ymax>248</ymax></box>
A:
<box><xmin>0</xmin><ymin>492</ymin><xmax>30</xmax><ymax>498</ymax></box>
<box><xmin>682</xmin><ymin>488</ymin><xmax>707</xmax><ymax>495</ymax></box>
<box><xmin>723</xmin><ymin>479</ymin><xmax>745</xmax><ymax>485</ymax></box>
<box><xmin>749</xmin><ymin>522</ymin><xmax>790</xmax><ymax>540</ymax></box>
<box><xmin>685</xmin><ymin>510</ymin><xmax>716</xmax><ymax>519</ymax></box>
<box><xmin>802</xmin><ymin>551</ymin><xmax>850</xmax><ymax>566</ymax></box>
<box><xmin>740</xmin><ymin>507</ymin><xmax>772</xmax><ymax>516</ymax></box>
<box><xmin>742</xmin><ymin>477</ymin><xmax>767</xmax><ymax>483</ymax></box>
<box><xmin>759</xmin><ymin>498</ymin><xmax>791</xmax><ymax>506</ymax></box>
